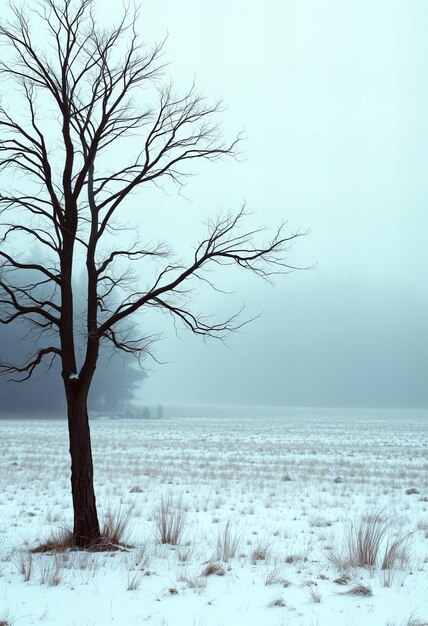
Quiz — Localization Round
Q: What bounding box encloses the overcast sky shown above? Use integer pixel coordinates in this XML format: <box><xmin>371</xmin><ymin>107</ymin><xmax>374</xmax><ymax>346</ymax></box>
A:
<box><xmin>121</xmin><ymin>0</ymin><xmax>427</xmax><ymax>409</ymax></box>
<box><xmin>2</xmin><ymin>1</ymin><xmax>427</xmax><ymax>410</ymax></box>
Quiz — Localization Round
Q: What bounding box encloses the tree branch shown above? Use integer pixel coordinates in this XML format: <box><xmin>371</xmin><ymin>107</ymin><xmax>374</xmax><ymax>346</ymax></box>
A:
<box><xmin>96</xmin><ymin>208</ymin><xmax>306</xmax><ymax>339</ymax></box>
<box><xmin>0</xmin><ymin>346</ymin><xmax>61</xmax><ymax>382</ymax></box>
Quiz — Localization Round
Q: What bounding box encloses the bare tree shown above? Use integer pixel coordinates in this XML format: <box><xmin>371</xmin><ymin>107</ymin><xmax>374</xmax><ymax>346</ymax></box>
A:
<box><xmin>0</xmin><ymin>0</ymin><xmax>304</xmax><ymax>548</ymax></box>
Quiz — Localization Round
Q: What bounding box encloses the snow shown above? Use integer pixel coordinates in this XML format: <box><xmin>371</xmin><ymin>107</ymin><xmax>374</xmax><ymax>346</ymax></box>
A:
<box><xmin>0</xmin><ymin>407</ymin><xmax>427</xmax><ymax>626</ymax></box>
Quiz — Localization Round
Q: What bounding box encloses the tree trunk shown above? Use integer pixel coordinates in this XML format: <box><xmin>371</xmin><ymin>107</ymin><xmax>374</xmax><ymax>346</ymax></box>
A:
<box><xmin>66</xmin><ymin>384</ymin><xmax>100</xmax><ymax>548</ymax></box>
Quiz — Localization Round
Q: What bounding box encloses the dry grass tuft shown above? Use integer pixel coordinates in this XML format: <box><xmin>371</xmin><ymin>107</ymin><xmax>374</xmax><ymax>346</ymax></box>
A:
<box><xmin>268</xmin><ymin>596</ymin><xmax>286</xmax><ymax>607</ymax></box>
<box><xmin>31</xmin><ymin>508</ymin><xmax>132</xmax><ymax>553</ymax></box>
<box><xmin>307</xmin><ymin>584</ymin><xmax>322</xmax><ymax>603</ymax></box>
<box><xmin>38</xmin><ymin>554</ymin><xmax>63</xmax><ymax>586</ymax></box>
<box><xmin>132</xmin><ymin>542</ymin><xmax>150</xmax><ymax>571</ymax></box>
<box><xmin>380</xmin><ymin>567</ymin><xmax>408</xmax><ymax>589</ymax></box>
<box><xmin>284</xmin><ymin>553</ymin><xmax>305</xmax><ymax>564</ymax></box>
<box><xmin>251</xmin><ymin>544</ymin><xmax>270</xmax><ymax>564</ymax></box>
<box><xmin>153</xmin><ymin>496</ymin><xmax>187</xmax><ymax>545</ymax></box>
<box><xmin>334</xmin><ymin>574</ymin><xmax>351</xmax><ymax>585</ymax></box>
<box><xmin>12</xmin><ymin>548</ymin><xmax>33</xmax><ymax>581</ymax></box>
<box><xmin>127</xmin><ymin>570</ymin><xmax>144</xmax><ymax>591</ymax></box>
<box><xmin>342</xmin><ymin>582</ymin><xmax>373</xmax><ymax>597</ymax></box>
<box><xmin>100</xmin><ymin>507</ymin><xmax>133</xmax><ymax>548</ymax></box>
<box><xmin>264</xmin><ymin>567</ymin><xmax>290</xmax><ymax>587</ymax></box>
<box><xmin>347</xmin><ymin>512</ymin><xmax>390</xmax><ymax>568</ymax></box>
<box><xmin>327</xmin><ymin>511</ymin><xmax>412</xmax><ymax>573</ymax></box>
<box><xmin>178</xmin><ymin>571</ymin><xmax>207</xmax><ymax>591</ymax></box>
<box><xmin>216</xmin><ymin>518</ymin><xmax>241</xmax><ymax>561</ymax></box>
<box><xmin>201</xmin><ymin>561</ymin><xmax>225</xmax><ymax>577</ymax></box>
<box><xmin>177</xmin><ymin>547</ymin><xmax>192</xmax><ymax>563</ymax></box>
<box><xmin>381</xmin><ymin>534</ymin><xmax>412</xmax><ymax>570</ymax></box>
<box><xmin>31</xmin><ymin>526</ymin><xmax>75</xmax><ymax>554</ymax></box>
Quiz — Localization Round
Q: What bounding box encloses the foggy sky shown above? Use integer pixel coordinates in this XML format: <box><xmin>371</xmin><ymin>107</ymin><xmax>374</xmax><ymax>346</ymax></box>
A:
<box><xmin>133</xmin><ymin>0</ymin><xmax>428</xmax><ymax>409</ymax></box>
<box><xmin>1</xmin><ymin>1</ymin><xmax>427</xmax><ymax>410</ymax></box>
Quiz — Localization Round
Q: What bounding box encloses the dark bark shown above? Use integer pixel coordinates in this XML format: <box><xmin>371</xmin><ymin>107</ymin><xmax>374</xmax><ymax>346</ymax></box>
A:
<box><xmin>66</xmin><ymin>381</ymin><xmax>100</xmax><ymax>547</ymax></box>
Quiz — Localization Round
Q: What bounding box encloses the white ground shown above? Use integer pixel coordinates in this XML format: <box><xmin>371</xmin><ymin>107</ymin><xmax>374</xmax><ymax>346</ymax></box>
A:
<box><xmin>0</xmin><ymin>407</ymin><xmax>427</xmax><ymax>626</ymax></box>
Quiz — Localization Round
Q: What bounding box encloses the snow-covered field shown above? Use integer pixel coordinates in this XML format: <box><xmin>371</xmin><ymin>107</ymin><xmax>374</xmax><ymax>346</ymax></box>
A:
<box><xmin>1</xmin><ymin>407</ymin><xmax>427</xmax><ymax>626</ymax></box>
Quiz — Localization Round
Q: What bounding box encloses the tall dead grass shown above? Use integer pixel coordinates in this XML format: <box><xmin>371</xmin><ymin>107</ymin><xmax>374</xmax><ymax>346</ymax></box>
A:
<box><xmin>326</xmin><ymin>511</ymin><xmax>412</xmax><ymax>573</ymax></box>
<box><xmin>100</xmin><ymin>507</ymin><xmax>133</xmax><ymax>547</ymax></box>
<box><xmin>153</xmin><ymin>496</ymin><xmax>186</xmax><ymax>545</ymax></box>
<box><xmin>12</xmin><ymin>548</ymin><xmax>33</xmax><ymax>581</ymax></box>
<box><xmin>31</xmin><ymin>508</ymin><xmax>132</xmax><ymax>553</ymax></box>
<box><xmin>216</xmin><ymin>518</ymin><xmax>242</xmax><ymax>561</ymax></box>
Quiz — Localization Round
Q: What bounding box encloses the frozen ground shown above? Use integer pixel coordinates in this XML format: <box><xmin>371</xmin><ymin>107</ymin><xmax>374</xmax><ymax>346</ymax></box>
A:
<box><xmin>0</xmin><ymin>406</ymin><xmax>427</xmax><ymax>626</ymax></box>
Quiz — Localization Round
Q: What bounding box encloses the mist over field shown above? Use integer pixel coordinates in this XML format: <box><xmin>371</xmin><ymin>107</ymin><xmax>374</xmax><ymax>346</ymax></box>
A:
<box><xmin>1</xmin><ymin>1</ymin><xmax>427</xmax><ymax>413</ymax></box>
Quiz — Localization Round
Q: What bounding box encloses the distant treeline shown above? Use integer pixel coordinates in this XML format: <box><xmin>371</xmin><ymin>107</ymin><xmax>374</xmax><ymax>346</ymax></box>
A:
<box><xmin>0</xmin><ymin>267</ymin><xmax>146</xmax><ymax>416</ymax></box>
<box><xmin>0</xmin><ymin>323</ymin><xmax>144</xmax><ymax>415</ymax></box>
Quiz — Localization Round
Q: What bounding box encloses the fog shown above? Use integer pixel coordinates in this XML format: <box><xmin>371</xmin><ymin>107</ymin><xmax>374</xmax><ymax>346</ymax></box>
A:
<box><xmin>1</xmin><ymin>1</ymin><xmax>427</xmax><ymax>411</ymax></box>
<box><xmin>134</xmin><ymin>0</ymin><xmax>428</xmax><ymax>409</ymax></box>
<box><xmin>0</xmin><ymin>279</ymin><xmax>145</xmax><ymax>415</ymax></box>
